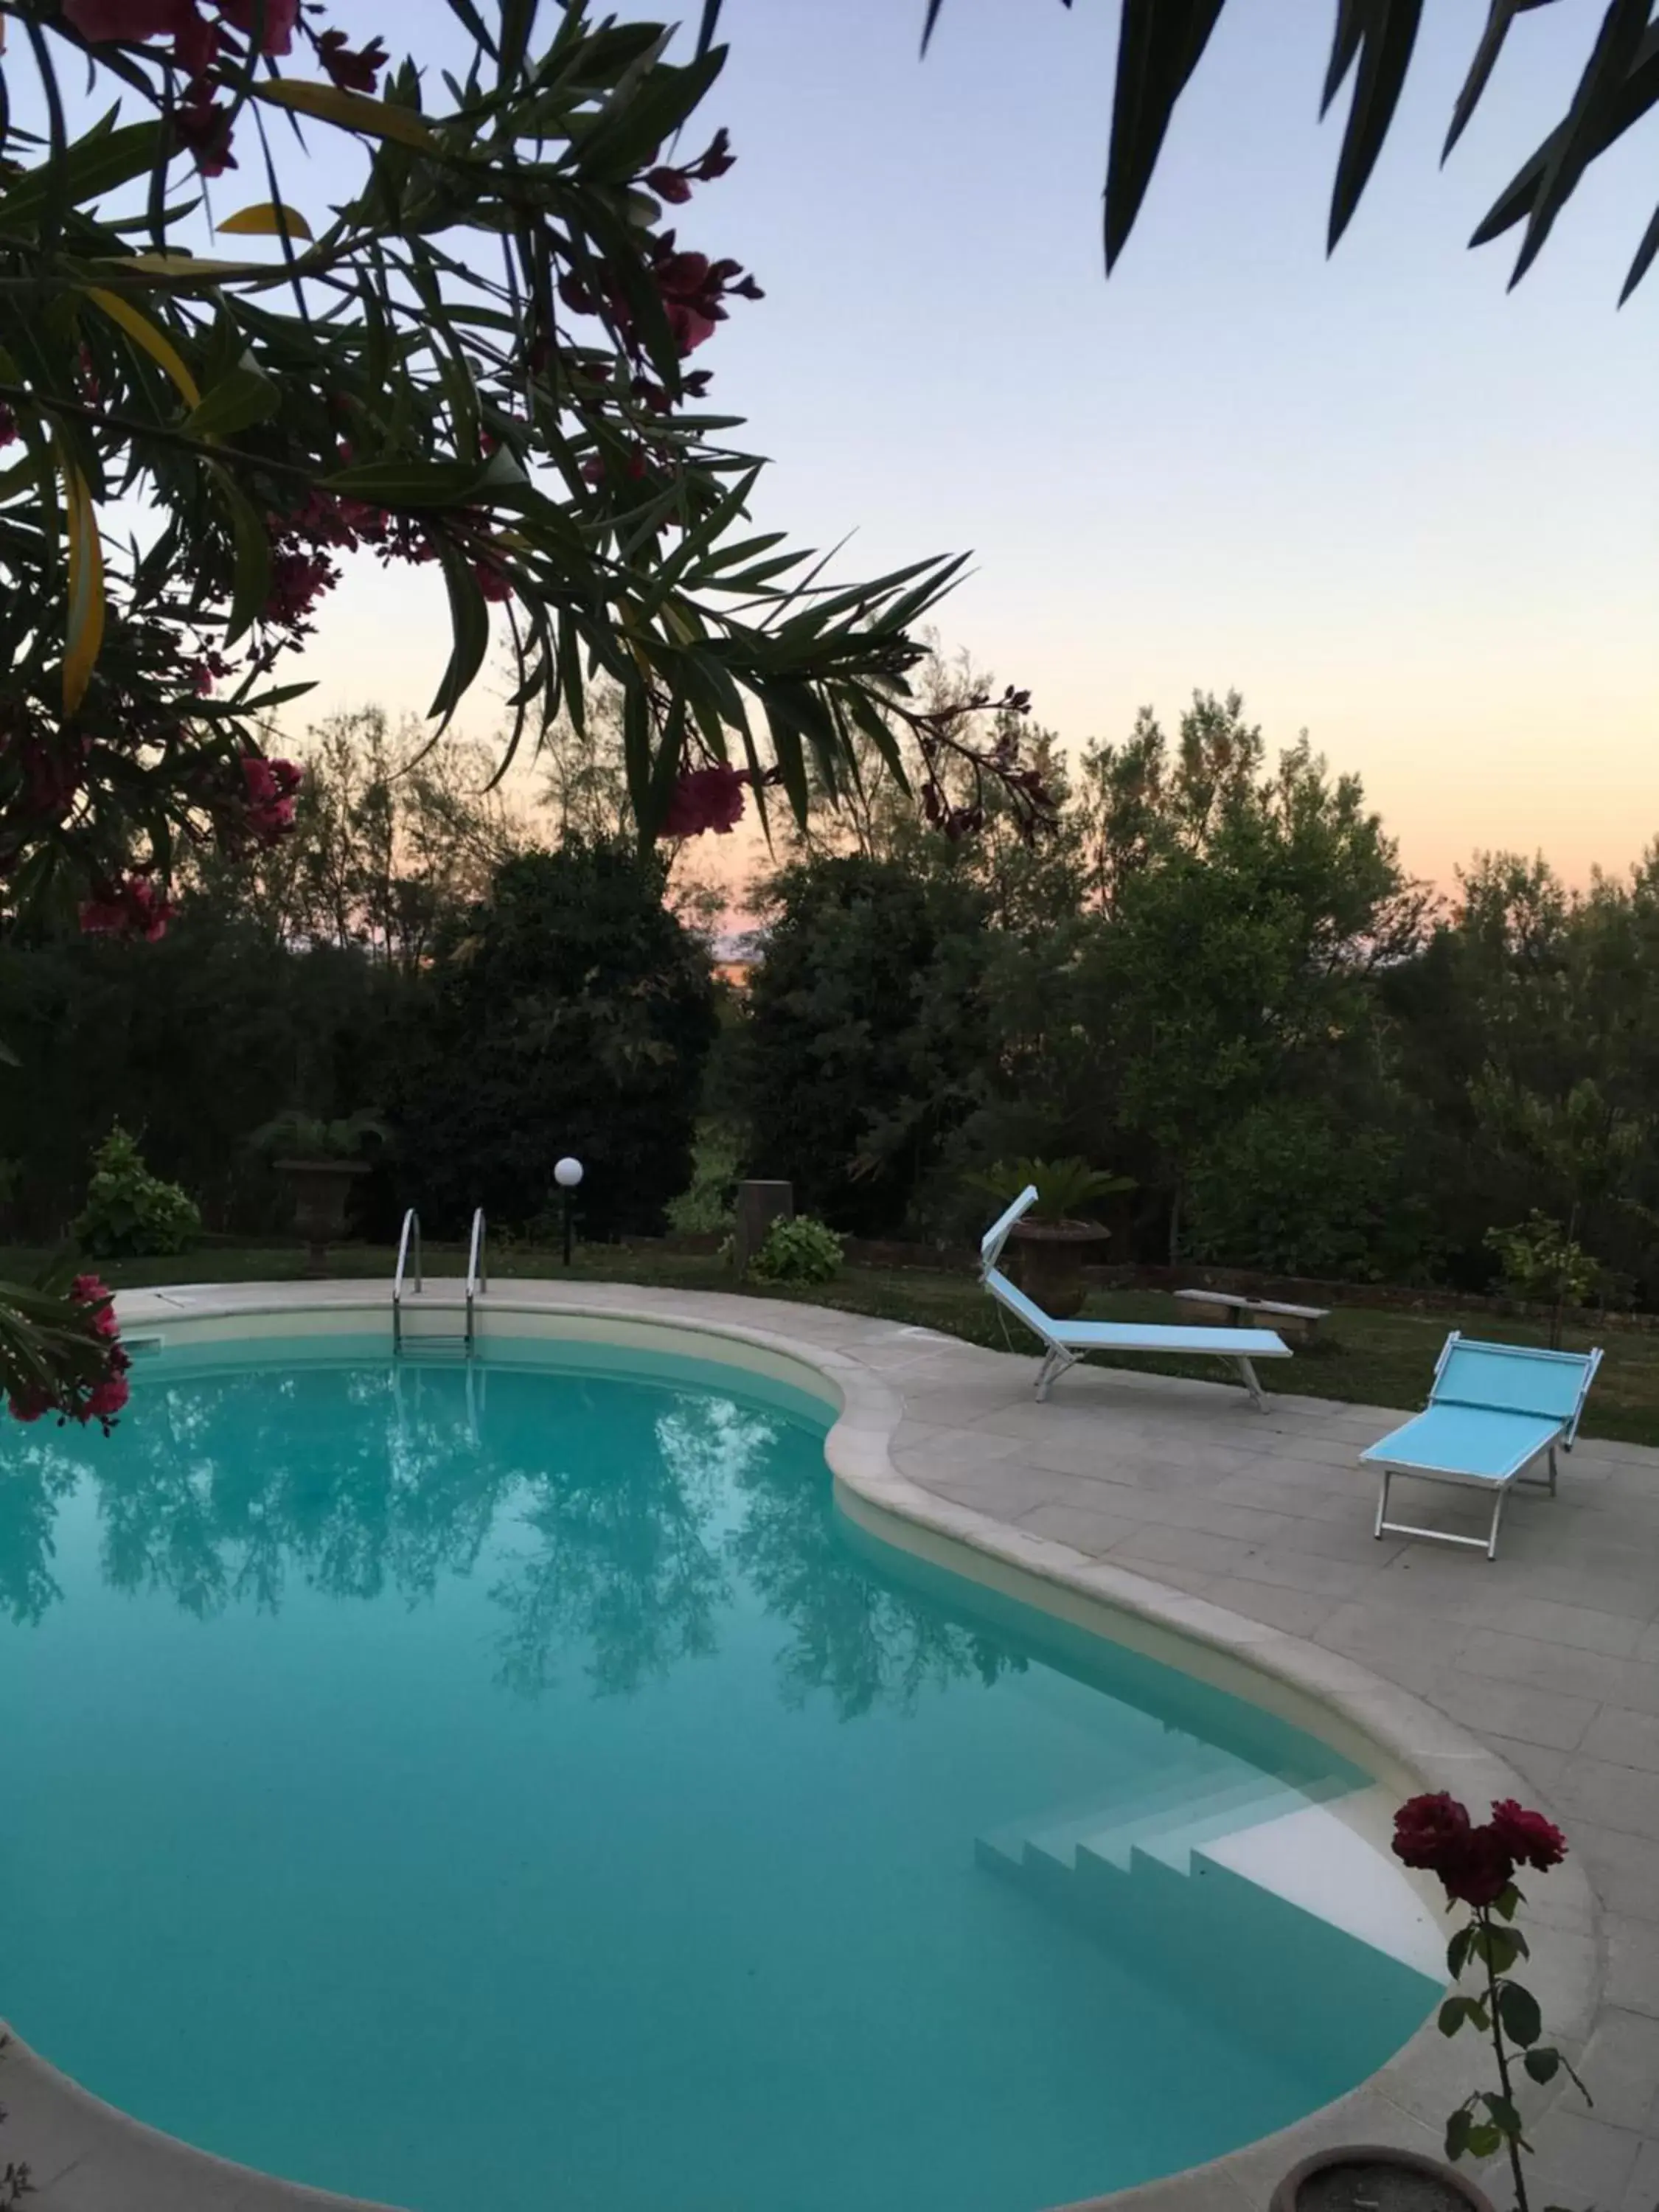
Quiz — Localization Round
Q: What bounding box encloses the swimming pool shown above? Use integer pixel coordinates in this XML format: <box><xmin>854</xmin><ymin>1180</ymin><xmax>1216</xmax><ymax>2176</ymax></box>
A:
<box><xmin>1</xmin><ymin>1334</ymin><xmax>1440</xmax><ymax>2211</ymax></box>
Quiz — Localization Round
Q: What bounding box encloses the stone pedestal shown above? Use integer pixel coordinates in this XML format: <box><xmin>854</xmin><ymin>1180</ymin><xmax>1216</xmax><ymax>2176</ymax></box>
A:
<box><xmin>734</xmin><ymin>1180</ymin><xmax>793</xmax><ymax>1273</ymax></box>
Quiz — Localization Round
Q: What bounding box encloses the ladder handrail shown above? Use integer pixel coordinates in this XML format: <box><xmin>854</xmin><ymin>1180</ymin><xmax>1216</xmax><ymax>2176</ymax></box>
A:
<box><xmin>465</xmin><ymin>1207</ymin><xmax>487</xmax><ymax>1351</ymax></box>
<box><xmin>393</xmin><ymin>1208</ymin><xmax>422</xmax><ymax>1350</ymax></box>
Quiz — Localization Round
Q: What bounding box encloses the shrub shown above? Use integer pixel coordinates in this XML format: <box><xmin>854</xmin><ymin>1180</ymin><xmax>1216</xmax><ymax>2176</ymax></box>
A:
<box><xmin>665</xmin><ymin>1120</ymin><xmax>742</xmax><ymax>1237</ymax></box>
<box><xmin>1485</xmin><ymin>1211</ymin><xmax>1598</xmax><ymax>1347</ymax></box>
<box><xmin>1183</xmin><ymin>1099</ymin><xmax>1419</xmax><ymax>1281</ymax></box>
<box><xmin>748</xmin><ymin>1215</ymin><xmax>844</xmax><ymax>1285</ymax></box>
<box><xmin>73</xmin><ymin>1125</ymin><xmax>201</xmax><ymax>1259</ymax></box>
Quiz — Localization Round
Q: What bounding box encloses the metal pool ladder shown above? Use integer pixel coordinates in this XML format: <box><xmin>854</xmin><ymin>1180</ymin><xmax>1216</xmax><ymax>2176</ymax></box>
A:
<box><xmin>392</xmin><ymin>1206</ymin><xmax>487</xmax><ymax>1357</ymax></box>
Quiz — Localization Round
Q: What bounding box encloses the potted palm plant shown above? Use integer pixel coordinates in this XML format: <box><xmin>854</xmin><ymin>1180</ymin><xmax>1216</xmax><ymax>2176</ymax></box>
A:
<box><xmin>967</xmin><ymin>1158</ymin><xmax>1135</xmax><ymax>1318</ymax></box>
<box><xmin>251</xmin><ymin>1111</ymin><xmax>388</xmax><ymax>1276</ymax></box>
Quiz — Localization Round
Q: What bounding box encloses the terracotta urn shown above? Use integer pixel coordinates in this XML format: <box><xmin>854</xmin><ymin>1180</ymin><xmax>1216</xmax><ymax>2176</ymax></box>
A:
<box><xmin>1269</xmin><ymin>2146</ymin><xmax>1497</xmax><ymax>2212</ymax></box>
<box><xmin>1009</xmin><ymin>1218</ymin><xmax>1109</xmax><ymax>1319</ymax></box>
<box><xmin>275</xmin><ymin>1158</ymin><xmax>369</xmax><ymax>1276</ymax></box>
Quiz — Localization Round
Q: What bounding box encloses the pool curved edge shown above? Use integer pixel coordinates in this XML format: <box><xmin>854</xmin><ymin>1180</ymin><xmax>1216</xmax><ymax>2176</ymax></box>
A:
<box><xmin>4</xmin><ymin>1281</ymin><xmax>1603</xmax><ymax>2212</ymax></box>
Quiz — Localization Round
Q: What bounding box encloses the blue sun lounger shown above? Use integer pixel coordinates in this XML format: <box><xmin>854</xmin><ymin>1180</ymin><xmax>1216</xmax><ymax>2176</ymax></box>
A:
<box><xmin>980</xmin><ymin>1188</ymin><xmax>1292</xmax><ymax>1407</ymax></box>
<box><xmin>1363</xmin><ymin>1333</ymin><xmax>1602</xmax><ymax>1560</ymax></box>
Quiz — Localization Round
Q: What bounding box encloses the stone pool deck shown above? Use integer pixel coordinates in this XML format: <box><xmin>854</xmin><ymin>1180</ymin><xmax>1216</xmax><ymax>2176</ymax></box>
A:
<box><xmin>10</xmin><ymin>1276</ymin><xmax>1659</xmax><ymax>2211</ymax></box>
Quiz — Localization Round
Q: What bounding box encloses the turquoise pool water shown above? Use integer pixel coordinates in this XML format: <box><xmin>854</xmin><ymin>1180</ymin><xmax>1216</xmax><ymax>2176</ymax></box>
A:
<box><xmin>1</xmin><ymin>1338</ymin><xmax>1436</xmax><ymax>2211</ymax></box>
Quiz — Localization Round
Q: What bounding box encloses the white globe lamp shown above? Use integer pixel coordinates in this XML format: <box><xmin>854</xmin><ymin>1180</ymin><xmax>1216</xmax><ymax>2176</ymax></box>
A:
<box><xmin>554</xmin><ymin>1157</ymin><xmax>583</xmax><ymax>1265</ymax></box>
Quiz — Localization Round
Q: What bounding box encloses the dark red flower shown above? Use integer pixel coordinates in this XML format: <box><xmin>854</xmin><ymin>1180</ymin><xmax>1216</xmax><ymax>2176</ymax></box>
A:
<box><xmin>647</xmin><ymin>239</ymin><xmax>764</xmax><ymax>358</ymax></box>
<box><xmin>174</xmin><ymin>96</ymin><xmax>236</xmax><ymax>176</ymax></box>
<box><xmin>1489</xmin><ymin>1800</ymin><xmax>1568</xmax><ymax>1873</ymax></box>
<box><xmin>654</xmin><ymin>248</ymin><xmax>720</xmax><ymax>353</ymax></box>
<box><xmin>693</xmin><ymin>127</ymin><xmax>735</xmax><ymax>180</ymax></box>
<box><xmin>473</xmin><ymin>557</ymin><xmax>514</xmax><ymax>604</ymax></box>
<box><xmin>85</xmin><ymin>1369</ymin><xmax>131</xmax><ymax>1422</ymax></box>
<box><xmin>239</xmin><ymin>751</ymin><xmax>303</xmax><ymax>842</ymax></box>
<box><xmin>1392</xmin><ymin>1792</ymin><xmax>1472</xmax><ymax>1874</ymax></box>
<box><xmin>173</xmin><ymin>1</ymin><xmax>218</xmax><ymax>82</ymax></box>
<box><xmin>78</xmin><ymin>872</ymin><xmax>175</xmax><ymax>942</ymax></box>
<box><xmin>317</xmin><ymin>28</ymin><xmax>388</xmax><ymax>92</ymax></box>
<box><xmin>63</xmin><ymin>0</ymin><xmax>187</xmax><ymax>42</ymax></box>
<box><xmin>645</xmin><ymin>166</ymin><xmax>694</xmax><ymax>205</ymax></box>
<box><xmin>71</xmin><ymin>1273</ymin><xmax>121</xmax><ymax>1339</ymax></box>
<box><xmin>661</xmin><ymin>764</ymin><xmax>748</xmax><ymax>839</ymax></box>
<box><xmin>262</xmin><ymin>546</ymin><xmax>336</xmax><ymax>628</ymax></box>
<box><xmin>1441</xmin><ymin>1825</ymin><xmax>1517</xmax><ymax>1909</ymax></box>
<box><xmin>0</xmin><ymin>406</ymin><xmax>17</xmax><ymax>448</ymax></box>
<box><xmin>218</xmin><ymin>0</ymin><xmax>296</xmax><ymax>55</ymax></box>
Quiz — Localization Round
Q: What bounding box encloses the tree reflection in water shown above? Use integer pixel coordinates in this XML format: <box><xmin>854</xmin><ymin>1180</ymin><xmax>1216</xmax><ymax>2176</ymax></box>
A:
<box><xmin>0</xmin><ymin>1359</ymin><xmax>1020</xmax><ymax>1717</ymax></box>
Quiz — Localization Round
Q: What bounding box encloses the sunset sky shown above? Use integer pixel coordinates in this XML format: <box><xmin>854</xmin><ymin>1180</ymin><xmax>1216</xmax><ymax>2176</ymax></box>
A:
<box><xmin>264</xmin><ymin>0</ymin><xmax>1658</xmax><ymax>891</ymax></box>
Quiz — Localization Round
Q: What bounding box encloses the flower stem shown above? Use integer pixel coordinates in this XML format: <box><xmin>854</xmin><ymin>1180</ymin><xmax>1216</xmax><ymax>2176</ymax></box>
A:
<box><xmin>1478</xmin><ymin>1905</ymin><xmax>1529</xmax><ymax>2212</ymax></box>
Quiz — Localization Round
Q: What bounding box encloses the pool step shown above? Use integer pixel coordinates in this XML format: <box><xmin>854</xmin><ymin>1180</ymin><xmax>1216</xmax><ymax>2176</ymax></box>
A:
<box><xmin>978</xmin><ymin>1778</ymin><xmax>1444</xmax><ymax>1986</ymax></box>
<box><xmin>1192</xmin><ymin>1795</ymin><xmax>1444</xmax><ymax>1976</ymax></box>
<box><xmin>975</xmin><ymin>1759</ymin><xmax>1315</xmax><ymax>1887</ymax></box>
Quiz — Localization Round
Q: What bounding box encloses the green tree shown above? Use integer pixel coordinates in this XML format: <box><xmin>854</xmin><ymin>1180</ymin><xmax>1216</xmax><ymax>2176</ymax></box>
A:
<box><xmin>739</xmin><ymin>855</ymin><xmax>992</xmax><ymax>1236</ymax></box>
<box><xmin>190</xmin><ymin>708</ymin><xmax>525</xmax><ymax>965</ymax></box>
<box><xmin>1075</xmin><ymin>696</ymin><xmax>1424</xmax><ymax>1262</ymax></box>
<box><xmin>397</xmin><ymin>841</ymin><xmax>717</xmax><ymax>1241</ymax></box>
<box><xmin>1472</xmin><ymin>1069</ymin><xmax>1650</xmax><ymax>1293</ymax></box>
<box><xmin>537</xmin><ymin>682</ymin><xmax>634</xmax><ymax>850</ymax></box>
<box><xmin>1183</xmin><ymin>1098</ymin><xmax>1420</xmax><ymax>1284</ymax></box>
<box><xmin>1383</xmin><ymin>851</ymin><xmax>1659</xmax><ymax>1290</ymax></box>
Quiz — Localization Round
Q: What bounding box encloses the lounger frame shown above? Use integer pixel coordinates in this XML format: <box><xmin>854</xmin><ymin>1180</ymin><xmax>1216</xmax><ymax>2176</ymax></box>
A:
<box><xmin>978</xmin><ymin>1187</ymin><xmax>1290</xmax><ymax>1408</ymax></box>
<box><xmin>1365</xmin><ymin>1332</ymin><xmax>1603</xmax><ymax>1560</ymax></box>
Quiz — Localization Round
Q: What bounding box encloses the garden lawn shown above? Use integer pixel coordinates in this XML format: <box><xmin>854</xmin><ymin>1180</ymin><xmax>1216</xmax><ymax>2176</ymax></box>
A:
<box><xmin>10</xmin><ymin>1244</ymin><xmax>1656</xmax><ymax>1447</ymax></box>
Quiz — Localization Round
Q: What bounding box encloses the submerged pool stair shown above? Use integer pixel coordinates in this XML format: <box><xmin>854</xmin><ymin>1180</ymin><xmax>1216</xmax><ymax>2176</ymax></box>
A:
<box><xmin>975</xmin><ymin>1759</ymin><xmax>1440</xmax><ymax>2069</ymax></box>
<box><xmin>975</xmin><ymin>1759</ymin><xmax>1312</xmax><ymax>1888</ymax></box>
<box><xmin>392</xmin><ymin>1206</ymin><xmax>487</xmax><ymax>1357</ymax></box>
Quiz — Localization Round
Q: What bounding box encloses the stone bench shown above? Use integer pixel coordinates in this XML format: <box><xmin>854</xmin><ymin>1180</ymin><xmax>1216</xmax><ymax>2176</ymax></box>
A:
<box><xmin>1172</xmin><ymin>1288</ymin><xmax>1329</xmax><ymax>1343</ymax></box>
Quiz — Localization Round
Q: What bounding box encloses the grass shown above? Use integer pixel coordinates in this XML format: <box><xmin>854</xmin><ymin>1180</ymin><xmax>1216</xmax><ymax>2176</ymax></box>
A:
<box><xmin>12</xmin><ymin>1241</ymin><xmax>1656</xmax><ymax>1447</ymax></box>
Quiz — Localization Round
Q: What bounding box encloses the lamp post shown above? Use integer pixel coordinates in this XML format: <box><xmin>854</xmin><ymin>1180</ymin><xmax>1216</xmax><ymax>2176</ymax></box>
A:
<box><xmin>554</xmin><ymin>1156</ymin><xmax>584</xmax><ymax>1268</ymax></box>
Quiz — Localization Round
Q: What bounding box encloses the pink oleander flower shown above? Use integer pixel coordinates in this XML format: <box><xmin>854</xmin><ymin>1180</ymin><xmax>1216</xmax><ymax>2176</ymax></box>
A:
<box><xmin>78</xmin><ymin>872</ymin><xmax>176</xmax><ymax>942</ymax></box>
<box><xmin>240</xmin><ymin>752</ymin><xmax>304</xmax><ymax>843</ymax></box>
<box><xmin>70</xmin><ymin>1274</ymin><xmax>121</xmax><ymax>1339</ymax></box>
<box><xmin>217</xmin><ymin>0</ymin><xmax>297</xmax><ymax>55</ymax></box>
<box><xmin>174</xmin><ymin>94</ymin><xmax>236</xmax><ymax>175</ymax></box>
<box><xmin>661</xmin><ymin>763</ymin><xmax>748</xmax><ymax>839</ymax></box>
<box><xmin>85</xmin><ymin>1369</ymin><xmax>131</xmax><ymax>1421</ymax></box>
<box><xmin>317</xmin><ymin>27</ymin><xmax>388</xmax><ymax>91</ymax></box>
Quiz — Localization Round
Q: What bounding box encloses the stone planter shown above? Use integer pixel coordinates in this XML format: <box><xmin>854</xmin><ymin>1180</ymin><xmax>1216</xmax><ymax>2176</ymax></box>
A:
<box><xmin>734</xmin><ymin>1179</ymin><xmax>793</xmax><ymax>1275</ymax></box>
<box><xmin>274</xmin><ymin>1158</ymin><xmax>369</xmax><ymax>1276</ymax></box>
<box><xmin>1269</xmin><ymin>2146</ymin><xmax>1497</xmax><ymax>2212</ymax></box>
<box><xmin>1009</xmin><ymin>1219</ymin><xmax>1109</xmax><ymax>1319</ymax></box>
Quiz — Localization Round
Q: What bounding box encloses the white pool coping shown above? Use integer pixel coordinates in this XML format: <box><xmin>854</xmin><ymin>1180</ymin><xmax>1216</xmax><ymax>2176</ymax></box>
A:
<box><xmin>1</xmin><ymin>1280</ymin><xmax>1607</xmax><ymax>2212</ymax></box>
